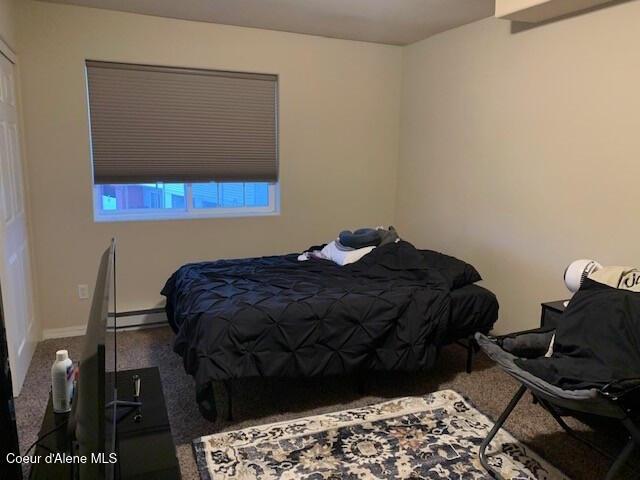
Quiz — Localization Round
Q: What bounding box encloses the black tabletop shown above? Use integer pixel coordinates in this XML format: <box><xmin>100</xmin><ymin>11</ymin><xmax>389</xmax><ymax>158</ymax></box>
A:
<box><xmin>30</xmin><ymin>367</ymin><xmax>180</xmax><ymax>480</ymax></box>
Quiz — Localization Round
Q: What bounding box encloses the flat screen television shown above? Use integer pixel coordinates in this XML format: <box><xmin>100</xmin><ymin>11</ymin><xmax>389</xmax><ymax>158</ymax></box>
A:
<box><xmin>67</xmin><ymin>239</ymin><xmax>117</xmax><ymax>480</ymax></box>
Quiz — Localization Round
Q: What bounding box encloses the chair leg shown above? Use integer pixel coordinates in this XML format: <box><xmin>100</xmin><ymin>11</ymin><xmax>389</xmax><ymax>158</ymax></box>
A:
<box><xmin>536</xmin><ymin>399</ymin><xmax>640</xmax><ymax>478</ymax></box>
<box><xmin>603</xmin><ymin>417</ymin><xmax>640</xmax><ymax>479</ymax></box>
<box><xmin>537</xmin><ymin>396</ymin><xmax>615</xmax><ymax>461</ymax></box>
<box><xmin>605</xmin><ymin>439</ymin><xmax>636</xmax><ymax>480</ymax></box>
<box><xmin>621</xmin><ymin>417</ymin><xmax>640</xmax><ymax>445</ymax></box>
<box><xmin>479</xmin><ymin>385</ymin><xmax>527</xmax><ymax>480</ymax></box>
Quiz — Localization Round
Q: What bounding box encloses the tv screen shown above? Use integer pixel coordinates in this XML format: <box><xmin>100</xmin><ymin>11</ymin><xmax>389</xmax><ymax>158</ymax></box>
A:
<box><xmin>69</xmin><ymin>239</ymin><xmax>116</xmax><ymax>480</ymax></box>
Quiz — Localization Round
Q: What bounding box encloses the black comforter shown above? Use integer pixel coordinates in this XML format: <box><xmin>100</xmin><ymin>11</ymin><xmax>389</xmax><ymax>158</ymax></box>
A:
<box><xmin>162</xmin><ymin>241</ymin><xmax>479</xmax><ymax>415</ymax></box>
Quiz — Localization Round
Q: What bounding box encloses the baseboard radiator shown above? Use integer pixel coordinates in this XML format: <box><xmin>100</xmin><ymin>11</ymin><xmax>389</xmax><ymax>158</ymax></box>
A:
<box><xmin>42</xmin><ymin>308</ymin><xmax>168</xmax><ymax>340</ymax></box>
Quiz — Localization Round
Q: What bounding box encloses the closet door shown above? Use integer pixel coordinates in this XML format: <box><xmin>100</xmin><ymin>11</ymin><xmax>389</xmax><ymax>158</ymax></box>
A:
<box><xmin>0</xmin><ymin>50</ymin><xmax>36</xmax><ymax>394</ymax></box>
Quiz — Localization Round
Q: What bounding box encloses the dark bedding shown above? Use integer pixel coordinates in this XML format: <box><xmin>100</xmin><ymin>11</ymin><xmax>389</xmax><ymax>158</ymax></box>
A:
<box><xmin>516</xmin><ymin>278</ymin><xmax>640</xmax><ymax>392</ymax></box>
<box><xmin>162</xmin><ymin>241</ymin><xmax>497</xmax><ymax>414</ymax></box>
<box><xmin>447</xmin><ymin>284</ymin><xmax>499</xmax><ymax>342</ymax></box>
<box><xmin>419</xmin><ymin>249</ymin><xmax>481</xmax><ymax>290</ymax></box>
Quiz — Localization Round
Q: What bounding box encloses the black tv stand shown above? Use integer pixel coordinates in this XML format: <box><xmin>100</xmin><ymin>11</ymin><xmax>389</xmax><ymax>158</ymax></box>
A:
<box><xmin>107</xmin><ymin>397</ymin><xmax>142</xmax><ymax>411</ymax></box>
<box><xmin>30</xmin><ymin>367</ymin><xmax>180</xmax><ymax>479</ymax></box>
<box><xmin>107</xmin><ymin>382</ymin><xmax>142</xmax><ymax>425</ymax></box>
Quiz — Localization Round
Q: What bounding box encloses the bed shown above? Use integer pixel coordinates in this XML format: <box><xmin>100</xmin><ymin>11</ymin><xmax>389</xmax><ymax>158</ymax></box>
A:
<box><xmin>162</xmin><ymin>241</ymin><xmax>498</xmax><ymax>419</ymax></box>
<box><xmin>448</xmin><ymin>284</ymin><xmax>499</xmax><ymax>373</ymax></box>
<box><xmin>449</xmin><ymin>284</ymin><xmax>499</xmax><ymax>340</ymax></box>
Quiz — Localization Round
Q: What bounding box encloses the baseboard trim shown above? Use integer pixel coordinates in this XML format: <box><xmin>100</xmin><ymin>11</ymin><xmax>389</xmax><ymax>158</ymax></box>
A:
<box><xmin>42</xmin><ymin>308</ymin><xmax>168</xmax><ymax>340</ymax></box>
<box><xmin>42</xmin><ymin>325</ymin><xmax>87</xmax><ymax>340</ymax></box>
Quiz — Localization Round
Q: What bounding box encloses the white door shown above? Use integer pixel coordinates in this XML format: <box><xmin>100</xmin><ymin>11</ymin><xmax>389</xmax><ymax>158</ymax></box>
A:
<box><xmin>0</xmin><ymin>50</ymin><xmax>36</xmax><ymax>395</ymax></box>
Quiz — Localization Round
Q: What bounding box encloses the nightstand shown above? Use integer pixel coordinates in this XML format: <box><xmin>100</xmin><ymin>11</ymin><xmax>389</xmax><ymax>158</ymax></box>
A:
<box><xmin>540</xmin><ymin>300</ymin><xmax>568</xmax><ymax>329</ymax></box>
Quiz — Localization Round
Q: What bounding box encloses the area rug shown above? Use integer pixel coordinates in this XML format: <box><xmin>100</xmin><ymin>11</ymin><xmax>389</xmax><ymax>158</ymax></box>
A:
<box><xmin>193</xmin><ymin>389</ymin><xmax>566</xmax><ymax>479</ymax></box>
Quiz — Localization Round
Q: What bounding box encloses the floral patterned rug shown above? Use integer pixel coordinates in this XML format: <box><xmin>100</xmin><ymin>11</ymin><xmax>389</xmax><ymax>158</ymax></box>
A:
<box><xmin>193</xmin><ymin>389</ymin><xmax>566</xmax><ymax>479</ymax></box>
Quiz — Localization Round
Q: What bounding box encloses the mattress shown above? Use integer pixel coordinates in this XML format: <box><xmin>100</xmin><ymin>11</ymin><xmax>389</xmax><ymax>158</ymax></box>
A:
<box><xmin>447</xmin><ymin>284</ymin><xmax>498</xmax><ymax>341</ymax></box>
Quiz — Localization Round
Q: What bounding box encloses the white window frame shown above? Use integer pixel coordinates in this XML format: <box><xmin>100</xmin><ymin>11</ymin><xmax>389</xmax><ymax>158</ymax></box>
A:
<box><xmin>93</xmin><ymin>182</ymin><xmax>280</xmax><ymax>223</ymax></box>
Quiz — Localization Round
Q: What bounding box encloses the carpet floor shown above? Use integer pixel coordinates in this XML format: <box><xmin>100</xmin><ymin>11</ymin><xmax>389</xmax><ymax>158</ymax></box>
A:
<box><xmin>15</xmin><ymin>326</ymin><xmax>639</xmax><ymax>479</ymax></box>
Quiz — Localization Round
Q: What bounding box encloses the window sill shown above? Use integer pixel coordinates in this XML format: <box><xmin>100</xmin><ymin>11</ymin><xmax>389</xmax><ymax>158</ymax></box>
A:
<box><xmin>94</xmin><ymin>209</ymin><xmax>280</xmax><ymax>223</ymax></box>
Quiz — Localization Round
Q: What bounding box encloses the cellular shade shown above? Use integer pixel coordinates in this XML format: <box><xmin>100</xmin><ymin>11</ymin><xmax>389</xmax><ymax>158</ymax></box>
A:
<box><xmin>86</xmin><ymin>61</ymin><xmax>278</xmax><ymax>184</ymax></box>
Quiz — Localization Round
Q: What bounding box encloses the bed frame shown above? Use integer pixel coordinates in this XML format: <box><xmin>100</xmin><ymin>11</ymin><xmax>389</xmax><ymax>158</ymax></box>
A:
<box><xmin>454</xmin><ymin>335</ymin><xmax>481</xmax><ymax>374</ymax></box>
<box><xmin>214</xmin><ymin>333</ymin><xmax>482</xmax><ymax>422</ymax></box>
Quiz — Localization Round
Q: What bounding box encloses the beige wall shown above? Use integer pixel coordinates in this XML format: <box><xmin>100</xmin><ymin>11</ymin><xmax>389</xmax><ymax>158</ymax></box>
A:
<box><xmin>397</xmin><ymin>0</ymin><xmax>640</xmax><ymax>333</ymax></box>
<box><xmin>17</xmin><ymin>1</ymin><xmax>402</xmax><ymax>330</ymax></box>
<box><xmin>0</xmin><ymin>0</ymin><xmax>18</xmax><ymax>50</ymax></box>
<box><xmin>17</xmin><ymin>0</ymin><xmax>640</xmax><ymax>334</ymax></box>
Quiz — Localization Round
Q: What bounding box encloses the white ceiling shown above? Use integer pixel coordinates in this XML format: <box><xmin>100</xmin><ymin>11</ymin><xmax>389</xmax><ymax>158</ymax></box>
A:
<box><xmin>40</xmin><ymin>0</ymin><xmax>496</xmax><ymax>46</ymax></box>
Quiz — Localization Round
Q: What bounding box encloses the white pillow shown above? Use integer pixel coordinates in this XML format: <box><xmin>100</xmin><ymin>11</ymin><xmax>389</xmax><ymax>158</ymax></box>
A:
<box><xmin>320</xmin><ymin>241</ymin><xmax>375</xmax><ymax>266</ymax></box>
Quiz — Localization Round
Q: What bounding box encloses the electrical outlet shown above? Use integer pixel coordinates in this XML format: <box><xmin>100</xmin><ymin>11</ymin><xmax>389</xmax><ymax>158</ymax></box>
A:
<box><xmin>78</xmin><ymin>284</ymin><xmax>89</xmax><ymax>300</ymax></box>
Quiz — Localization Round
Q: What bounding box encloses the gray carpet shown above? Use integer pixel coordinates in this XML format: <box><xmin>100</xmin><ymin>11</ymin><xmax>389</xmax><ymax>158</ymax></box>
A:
<box><xmin>15</xmin><ymin>326</ymin><xmax>638</xmax><ymax>479</ymax></box>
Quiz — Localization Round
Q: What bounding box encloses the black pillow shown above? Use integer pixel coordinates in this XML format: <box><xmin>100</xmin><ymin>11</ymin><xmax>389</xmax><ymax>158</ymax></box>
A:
<box><xmin>419</xmin><ymin>249</ymin><xmax>482</xmax><ymax>289</ymax></box>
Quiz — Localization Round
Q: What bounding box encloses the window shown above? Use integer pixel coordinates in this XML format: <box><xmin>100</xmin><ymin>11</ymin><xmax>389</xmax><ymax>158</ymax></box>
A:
<box><xmin>85</xmin><ymin>61</ymin><xmax>279</xmax><ymax>222</ymax></box>
<box><xmin>94</xmin><ymin>182</ymin><xmax>278</xmax><ymax>221</ymax></box>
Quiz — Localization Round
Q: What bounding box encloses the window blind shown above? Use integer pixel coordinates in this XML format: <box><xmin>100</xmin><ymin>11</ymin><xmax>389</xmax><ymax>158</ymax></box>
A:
<box><xmin>86</xmin><ymin>61</ymin><xmax>278</xmax><ymax>184</ymax></box>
